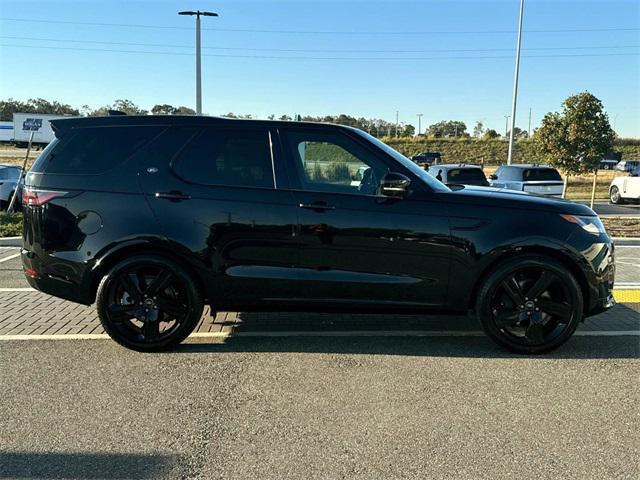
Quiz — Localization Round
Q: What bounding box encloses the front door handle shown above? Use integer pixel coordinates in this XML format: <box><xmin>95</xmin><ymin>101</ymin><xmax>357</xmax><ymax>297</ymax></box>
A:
<box><xmin>299</xmin><ymin>202</ymin><xmax>336</xmax><ymax>211</ymax></box>
<box><xmin>155</xmin><ymin>191</ymin><xmax>191</xmax><ymax>201</ymax></box>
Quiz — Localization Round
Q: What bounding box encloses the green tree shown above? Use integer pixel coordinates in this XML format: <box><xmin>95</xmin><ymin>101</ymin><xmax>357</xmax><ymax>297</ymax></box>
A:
<box><xmin>472</xmin><ymin>121</ymin><xmax>485</xmax><ymax>138</ymax></box>
<box><xmin>535</xmin><ymin>92</ymin><xmax>615</xmax><ymax>203</ymax></box>
<box><xmin>507</xmin><ymin>127</ymin><xmax>529</xmax><ymax>140</ymax></box>
<box><xmin>483</xmin><ymin>129</ymin><xmax>500</xmax><ymax>140</ymax></box>
<box><xmin>89</xmin><ymin>99</ymin><xmax>147</xmax><ymax>116</ymax></box>
<box><xmin>0</xmin><ymin>98</ymin><xmax>79</xmax><ymax>121</ymax></box>
<box><xmin>427</xmin><ymin>120</ymin><xmax>468</xmax><ymax>138</ymax></box>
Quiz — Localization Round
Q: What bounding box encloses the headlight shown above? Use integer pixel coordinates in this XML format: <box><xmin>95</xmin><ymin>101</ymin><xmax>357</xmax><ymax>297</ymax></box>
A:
<box><xmin>560</xmin><ymin>214</ymin><xmax>606</xmax><ymax>235</ymax></box>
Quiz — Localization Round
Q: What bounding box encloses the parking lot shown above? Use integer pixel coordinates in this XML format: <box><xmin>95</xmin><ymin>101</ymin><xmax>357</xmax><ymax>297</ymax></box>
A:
<box><xmin>0</xmin><ymin>245</ymin><xmax>638</xmax><ymax>479</ymax></box>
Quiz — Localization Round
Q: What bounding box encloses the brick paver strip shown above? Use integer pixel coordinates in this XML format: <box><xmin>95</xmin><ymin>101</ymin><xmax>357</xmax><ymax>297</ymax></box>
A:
<box><xmin>0</xmin><ymin>291</ymin><xmax>638</xmax><ymax>337</ymax></box>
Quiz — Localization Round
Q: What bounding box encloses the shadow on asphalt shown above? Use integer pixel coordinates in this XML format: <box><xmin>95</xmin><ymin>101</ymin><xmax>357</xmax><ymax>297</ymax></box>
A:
<box><xmin>0</xmin><ymin>452</ymin><xmax>179</xmax><ymax>479</ymax></box>
<box><xmin>175</xmin><ymin>335</ymin><xmax>639</xmax><ymax>360</ymax></box>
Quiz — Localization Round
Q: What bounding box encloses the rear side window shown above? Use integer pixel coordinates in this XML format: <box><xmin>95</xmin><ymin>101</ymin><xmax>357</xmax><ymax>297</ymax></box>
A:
<box><xmin>523</xmin><ymin>168</ymin><xmax>562</xmax><ymax>181</ymax></box>
<box><xmin>172</xmin><ymin>128</ymin><xmax>274</xmax><ymax>188</ymax></box>
<box><xmin>447</xmin><ymin>168</ymin><xmax>487</xmax><ymax>182</ymax></box>
<box><xmin>33</xmin><ymin>126</ymin><xmax>162</xmax><ymax>175</ymax></box>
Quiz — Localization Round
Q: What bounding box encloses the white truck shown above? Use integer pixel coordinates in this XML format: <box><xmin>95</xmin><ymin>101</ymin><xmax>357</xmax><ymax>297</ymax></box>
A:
<box><xmin>0</xmin><ymin>121</ymin><xmax>14</xmax><ymax>143</ymax></box>
<box><xmin>12</xmin><ymin>113</ymin><xmax>71</xmax><ymax>146</ymax></box>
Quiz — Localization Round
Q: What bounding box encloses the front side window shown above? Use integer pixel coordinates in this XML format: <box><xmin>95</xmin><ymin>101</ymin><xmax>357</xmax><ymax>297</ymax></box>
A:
<box><xmin>283</xmin><ymin>130</ymin><xmax>387</xmax><ymax>195</ymax></box>
<box><xmin>172</xmin><ymin>128</ymin><xmax>274</xmax><ymax>189</ymax></box>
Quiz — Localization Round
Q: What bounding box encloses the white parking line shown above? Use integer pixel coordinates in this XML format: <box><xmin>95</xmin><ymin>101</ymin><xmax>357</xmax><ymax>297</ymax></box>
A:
<box><xmin>0</xmin><ymin>253</ymin><xmax>21</xmax><ymax>263</ymax></box>
<box><xmin>0</xmin><ymin>330</ymin><xmax>638</xmax><ymax>341</ymax></box>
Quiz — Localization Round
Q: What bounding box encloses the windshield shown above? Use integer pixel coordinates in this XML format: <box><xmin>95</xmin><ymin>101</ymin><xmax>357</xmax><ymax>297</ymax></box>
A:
<box><xmin>523</xmin><ymin>168</ymin><xmax>562</xmax><ymax>181</ymax></box>
<box><xmin>353</xmin><ymin>130</ymin><xmax>450</xmax><ymax>192</ymax></box>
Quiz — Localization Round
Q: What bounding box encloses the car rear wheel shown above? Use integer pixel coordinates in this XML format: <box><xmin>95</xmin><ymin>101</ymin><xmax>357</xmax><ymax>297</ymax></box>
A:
<box><xmin>610</xmin><ymin>186</ymin><xmax>624</xmax><ymax>204</ymax></box>
<box><xmin>475</xmin><ymin>256</ymin><xmax>583</xmax><ymax>354</ymax></box>
<box><xmin>96</xmin><ymin>255</ymin><xmax>203</xmax><ymax>352</ymax></box>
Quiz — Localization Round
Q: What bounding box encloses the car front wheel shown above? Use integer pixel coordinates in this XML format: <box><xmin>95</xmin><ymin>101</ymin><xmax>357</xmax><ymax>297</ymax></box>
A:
<box><xmin>96</xmin><ymin>255</ymin><xmax>204</xmax><ymax>352</ymax></box>
<box><xmin>475</xmin><ymin>255</ymin><xmax>583</xmax><ymax>354</ymax></box>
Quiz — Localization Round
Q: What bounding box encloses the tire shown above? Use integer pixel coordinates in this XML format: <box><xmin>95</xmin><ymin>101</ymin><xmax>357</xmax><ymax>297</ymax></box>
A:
<box><xmin>475</xmin><ymin>255</ymin><xmax>583</xmax><ymax>354</ymax></box>
<box><xmin>610</xmin><ymin>186</ymin><xmax>624</xmax><ymax>204</ymax></box>
<box><xmin>96</xmin><ymin>255</ymin><xmax>204</xmax><ymax>352</ymax></box>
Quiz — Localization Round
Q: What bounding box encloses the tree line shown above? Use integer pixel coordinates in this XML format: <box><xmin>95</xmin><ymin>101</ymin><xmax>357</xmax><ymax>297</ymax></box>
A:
<box><xmin>1</xmin><ymin>97</ymin><xmax>520</xmax><ymax>139</ymax></box>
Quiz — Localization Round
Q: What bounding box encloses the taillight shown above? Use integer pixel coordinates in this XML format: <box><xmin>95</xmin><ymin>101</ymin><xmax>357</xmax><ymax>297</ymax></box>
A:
<box><xmin>22</xmin><ymin>187</ymin><xmax>68</xmax><ymax>206</ymax></box>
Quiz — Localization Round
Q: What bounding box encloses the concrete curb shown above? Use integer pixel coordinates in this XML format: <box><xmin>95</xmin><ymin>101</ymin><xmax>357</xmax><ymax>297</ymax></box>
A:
<box><xmin>613</xmin><ymin>237</ymin><xmax>640</xmax><ymax>246</ymax></box>
<box><xmin>0</xmin><ymin>237</ymin><xmax>21</xmax><ymax>247</ymax></box>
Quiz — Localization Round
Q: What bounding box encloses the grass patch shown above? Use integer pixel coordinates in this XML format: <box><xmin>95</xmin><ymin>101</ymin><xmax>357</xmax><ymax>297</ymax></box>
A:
<box><xmin>602</xmin><ymin>217</ymin><xmax>640</xmax><ymax>238</ymax></box>
<box><xmin>0</xmin><ymin>212</ymin><xmax>22</xmax><ymax>237</ymax></box>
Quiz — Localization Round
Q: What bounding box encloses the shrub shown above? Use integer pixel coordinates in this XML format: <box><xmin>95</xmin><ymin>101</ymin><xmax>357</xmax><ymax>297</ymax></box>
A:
<box><xmin>0</xmin><ymin>212</ymin><xmax>22</xmax><ymax>237</ymax></box>
<box><xmin>324</xmin><ymin>161</ymin><xmax>351</xmax><ymax>183</ymax></box>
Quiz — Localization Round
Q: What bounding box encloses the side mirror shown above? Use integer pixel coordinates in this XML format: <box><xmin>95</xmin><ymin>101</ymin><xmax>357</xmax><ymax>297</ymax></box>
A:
<box><xmin>489</xmin><ymin>174</ymin><xmax>498</xmax><ymax>180</ymax></box>
<box><xmin>380</xmin><ymin>172</ymin><xmax>411</xmax><ymax>198</ymax></box>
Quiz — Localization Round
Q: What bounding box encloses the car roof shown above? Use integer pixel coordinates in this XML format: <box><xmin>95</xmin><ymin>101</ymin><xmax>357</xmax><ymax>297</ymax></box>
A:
<box><xmin>433</xmin><ymin>164</ymin><xmax>482</xmax><ymax>169</ymax></box>
<box><xmin>0</xmin><ymin>164</ymin><xmax>21</xmax><ymax>169</ymax></box>
<box><xmin>499</xmin><ymin>164</ymin><xmax>556</xmax><ymax>169</ymax></box>
<box><xmin>50</xmin><ymin>115</ymin><xmax>356</xmax><ymax>134</ymax></box>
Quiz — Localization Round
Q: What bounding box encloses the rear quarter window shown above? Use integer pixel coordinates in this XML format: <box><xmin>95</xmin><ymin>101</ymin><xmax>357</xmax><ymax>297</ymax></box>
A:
<box><xmin>31</xmin><ymin>126</ymin><xmax>163</xmax><ymax>175</ymax></box>
<box><xmin>523</xmin><ymin>168</ymin><xmax>562</xmax><ymax>181</ymax></box>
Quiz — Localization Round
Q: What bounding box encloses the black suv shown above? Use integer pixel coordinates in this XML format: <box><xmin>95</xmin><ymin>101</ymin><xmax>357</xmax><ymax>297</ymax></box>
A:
<box><xmin>22</xmin><ymin>116</ymin><xmax>615</xmax><ymax>353</ymax></box>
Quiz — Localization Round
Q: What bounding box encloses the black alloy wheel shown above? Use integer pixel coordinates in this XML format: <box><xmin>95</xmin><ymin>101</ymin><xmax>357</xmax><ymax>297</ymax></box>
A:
<box><xmin>476</xmin><ymin>256</ymin><xmax>583</xmax><ymax>354</ymax></box>
<box><xmin>97</xmin><ymin>255</ymin><xmax>203</xmax><ymax>351</ymax></box>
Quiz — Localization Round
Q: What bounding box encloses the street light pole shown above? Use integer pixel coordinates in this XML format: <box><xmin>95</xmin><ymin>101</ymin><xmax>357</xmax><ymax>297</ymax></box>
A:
<box><xmin>416</xmin><ymin>113</ymin><xmax>423</xmax><ymax>136</ymax></box>
<box><xmin>179</xmin><ymin>10</ymin><xmax>218</xmax><ymax>115</ymax></box>
<box><xmin>507</xmin><ymin>0</ymin><xmax>525</xmax><ymax>165</ymax></box>
<box><xmin>395</xmin><ymin>110</ymin><xmax>399</xmax><ymax>138</ymax></box>
<box><xmin>504</xmin><ymin>115</ymin><xmax>510</xmax><ymax>138</ymax></box>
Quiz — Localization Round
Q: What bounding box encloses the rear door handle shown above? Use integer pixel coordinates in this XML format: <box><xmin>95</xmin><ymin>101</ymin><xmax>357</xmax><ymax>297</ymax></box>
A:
<box><xmin>155</xmin><ymin>191</ymin><xmax>191</xmax><ymax>201</ymax></box>
<box><xmin>299</xmin><ymin>202</ymin><xmax>336</xmax><ymax>211</ymax></box>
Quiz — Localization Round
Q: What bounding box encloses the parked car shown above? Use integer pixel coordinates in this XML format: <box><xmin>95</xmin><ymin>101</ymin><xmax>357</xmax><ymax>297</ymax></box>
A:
<box><xmin>489</xmin><ymin>164</ymin><xmax>564</xmax><ymax>197</ymax></box>
<box><xmin>0</xmin><ymin>164</ymin><xmax>22</xmax><ymax>210</ymax></box>
<box><xmin>411</xmin><ymin>151</ymin><xmax>442</xmax><ymax>165</ymax></box>
<box><xmin>609</xmin><ymin>168</ymin><xmax>640</xmax><ymax>204</ymax></box>
<box><xmin>427</xmin><ymin>164</ymin><xmax>490</xmax><ymax>187</ymax></box>
<box><xmin>614</xmin><ymin>160</ymin><xmax>640</xmax><ymax>173</ymax></box>
<box><xmin>599</xmin><ymin>159</ymin><xmax>619</xmax><ymax>170</ymax></box>
<box><xmin>22</xmin><ymin>116</ymin><xmax>614</xmax><ymax>354</ymax></box>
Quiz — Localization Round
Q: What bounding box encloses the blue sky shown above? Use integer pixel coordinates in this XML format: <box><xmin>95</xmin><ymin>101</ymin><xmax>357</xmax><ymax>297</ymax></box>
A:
<box><xmin>1</xmin><ymin>0</ymin><xmax>638</xmax><ymax>136</ymax></box>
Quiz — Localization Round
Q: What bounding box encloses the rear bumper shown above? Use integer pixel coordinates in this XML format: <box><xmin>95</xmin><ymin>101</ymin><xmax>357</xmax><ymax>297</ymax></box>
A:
<box><xmin>21</xmin><ymin>249</ymin><xmax>93</xmax><ymax>305</ymax></box>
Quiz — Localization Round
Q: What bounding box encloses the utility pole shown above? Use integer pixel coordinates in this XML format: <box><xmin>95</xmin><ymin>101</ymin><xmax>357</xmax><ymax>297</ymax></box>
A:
<box><xmin>179</xmin><ymin>10</ymin><xmax>219</xmax><ymax>115</ymax></box>
<box><xmin>504</xmin><ymin>115</ymin><xmax>510</xmax><ymax>138</ymax></box>
<box><xmin>416</xmin><ymin>113</ymin><xmax>423</xmax><ymax>136</ymax></box>
<box><xmin>507</xmin><ymin>0</ymin><xmax>525</xmax><ymax>165</ymax></box>
<box><xmin>528</xmin><ymin>108</ymin><xmax>532</xmax><ymax>137</ymax></box>
<box><xmin>395</xmin><ymin>110</ymin><xmax>399</xmax><ymax>138</ymax></box>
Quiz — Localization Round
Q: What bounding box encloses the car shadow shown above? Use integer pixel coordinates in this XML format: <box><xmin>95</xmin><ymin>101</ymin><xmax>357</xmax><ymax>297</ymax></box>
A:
<box><xmin>0</xmin><ymin>451</ymin><xmax>179</xmax><ymax>479</ymax></box>
<box><xmin>175</xmin><ymin>332</ymin><xmax>639</xmax><ymax>360</ymax></box>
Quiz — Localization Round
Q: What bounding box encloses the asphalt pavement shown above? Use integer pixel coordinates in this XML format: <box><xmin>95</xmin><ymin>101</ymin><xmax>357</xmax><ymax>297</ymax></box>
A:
<box><xmin>585</xmin><ymin>202</ymin><xmax>640</xmax><ymax>216</ymax></box>
<box><xmin>1</xmin><ymin>337</ymin><xmax>638</xmax><ymax>480</ymax></box>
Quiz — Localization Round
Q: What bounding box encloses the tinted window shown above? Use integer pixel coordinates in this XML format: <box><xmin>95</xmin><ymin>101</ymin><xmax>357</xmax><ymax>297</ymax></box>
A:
<box><xmin>447</xmin><ymin>168</ymin><xmax>487</xmax><ymax>183</ymax></box>
<box><xmin>523</xmin><ymin>168</ymin><xmax>562</xmax><ymax>181</ymax></box>
<box><xmin>32</xmin><ymin>127</ymin><xmax>162</xmax><ymax>174</ymax></box>
<box><xmin>283</xmin><ymin>130</ymin><xmax>387</xmax><ymax>195</ymax></box>
<box><xmin>172</xmin><ymin>128</ymin><xmax>274</xmax><ymax>188</ymax></box>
